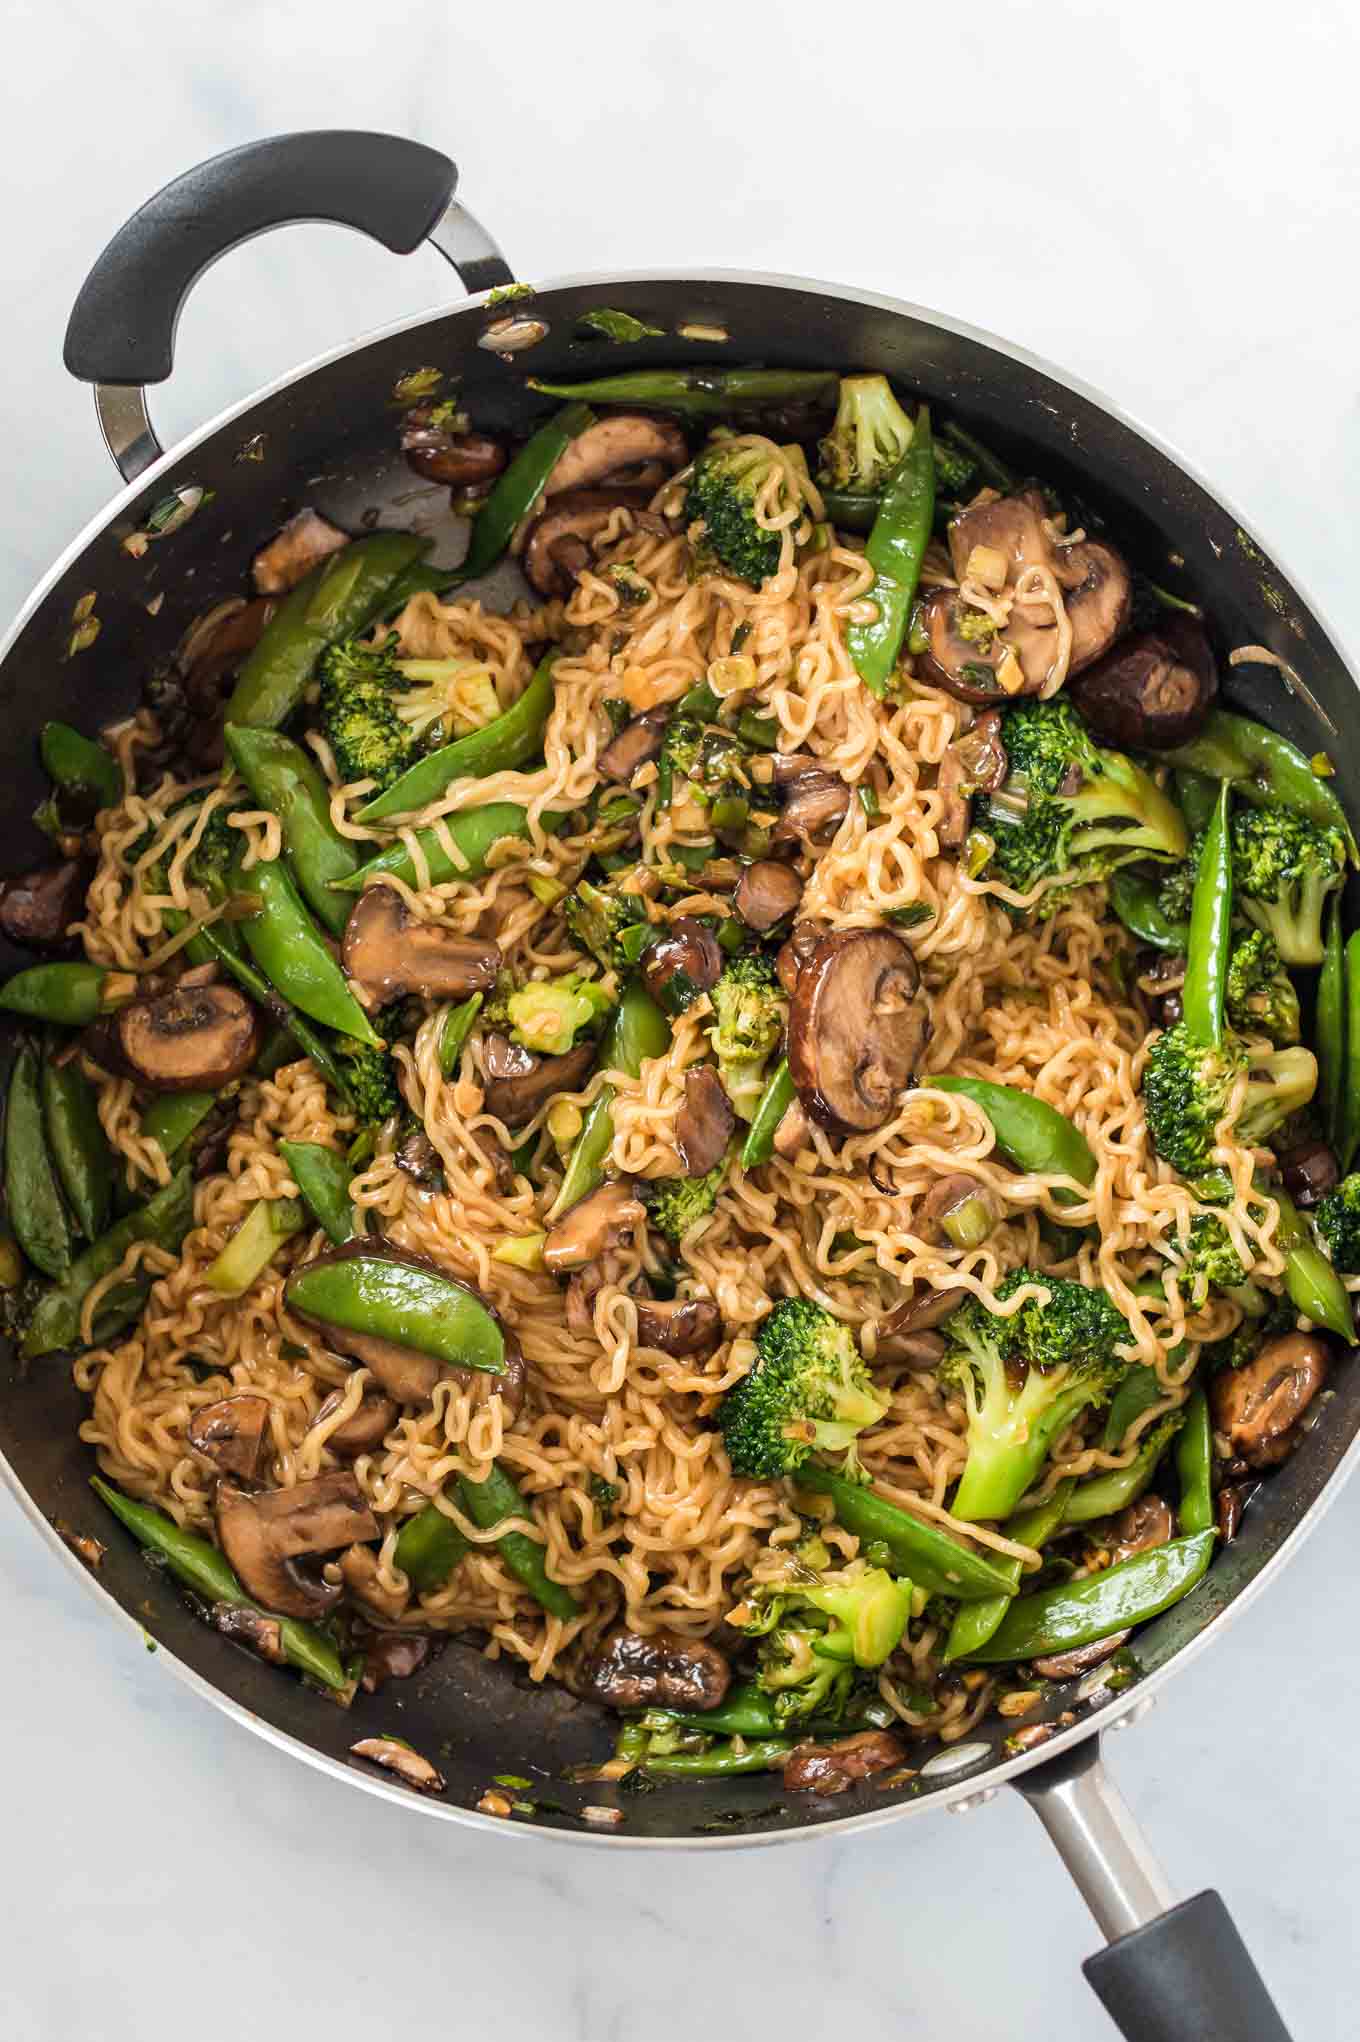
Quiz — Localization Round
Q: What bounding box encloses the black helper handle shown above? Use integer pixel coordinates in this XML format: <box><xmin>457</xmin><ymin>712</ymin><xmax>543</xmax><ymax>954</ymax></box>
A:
<box><xmin>1015</xmin><ymin>1735</ymin><xmax>1294</xmax><ymax>2042</ymax></box>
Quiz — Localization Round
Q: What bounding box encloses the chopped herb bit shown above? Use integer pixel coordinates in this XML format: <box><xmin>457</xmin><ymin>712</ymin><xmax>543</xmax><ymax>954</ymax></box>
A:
<box><xmin>580</xmin><ymin>308</ymin><xmax>664</xmax><ymax>343</ymax></box>
<box><xmin>487</xmin><ymin>282</ymin><xmax>536</xmax><ymax>306</ymax></box>
<box><xmin>392</xmin><ymin>367</ymin><xmax>444</xmax><ymax>403</ymax></box>
<box><xmin>886</xmin><ymin>902</ymin><xmax>934</xmax><ymax>930</ymax></box>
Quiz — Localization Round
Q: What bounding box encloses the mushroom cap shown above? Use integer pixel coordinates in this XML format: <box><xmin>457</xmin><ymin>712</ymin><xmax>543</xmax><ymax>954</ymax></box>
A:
<box><xmin>309</xmin><ymin>1387</ymin><xmax>400</xmax><ymax>1456</ymax></box>
<box><xmin>675</xmin><ymin>1065</ymin><xmax>735</xmax><ymax>1178</ymax></box>
<box><xmin>598</xmin><ymin>708</ymin><xmax>669</xmax><ymax>786</ymax></box>
<box><xmin>341</xmin><ymin>884</ymin><xmax>501</xmax><ymax>1006</ymax></box>
<box><xmin>0</xmin><ymin>858</ymin><xmax>91</xmax><ymax>949</ymax></box>
<box><xmin>350</xmin><ymin>1736</ymin><xmax>446</xmax><ymax>1795</ymax></box>
<box><xmin>1069</xmin><ymin>613</ymin><xmax>1217</xmax><ymax>750</ymax></box>
<box><xmin>633</xmin><ymin>1294</ymin><xmax>724</xmax><ymax>1356</ymax></box>
<box><xmin>788</xmin><ymin>929</ymin><xmax>929</xmax><ymax>1134</ymax></box>
<box><xmin>404</xmin><ymin>429</ymin><xmax>506</xmax><ymax>488</ymax></box>
<box><xmin>186</xmin><ymin>1394</ymin><xmax>270</xmax><ymax>1482</ymax></box>
<box><xmin>216</xmin><ymin>1472</ymin><xmax>377</xmax><ymax>1621</ymax></box>
<box><xmin>522</xmin><ymin>487</ymin><xmax>655</xmax><ymax>597</ymax></box>
<box><xmin>771</xmin><ymin>757</ymin><xmax>851</xmax><ymax>845</ymax></box>
<box><xmin>115</xmin><ymin>983</ymin><xmax>261</xmax><ymax>1092</ymax></box>
<box><xmin>544</xmin><ymin>414</ymin><xmax>688</xmax><ymax>498</ymax></box>
<box><xmin>481</xmin><ymin>1031</ymin><xmax>596</xmax><ymax>1129</ymax></box>
<box><xmin>1210</xmin><ymin>1331</ymin><xmax>1330</xmax><ymax>1469</ymax></box>
<box><xmin>641</xmin><ymin>918</ymin><xmax>723</xmax><ymax>1012</ymax></box>
<box><xmin>734</xmin><ymin>859</ymin><xmax>803</xmax><ymax>933</ymax></box>
<box><xmin>578</xmin><ymin>1626</ymin><xmax>731</xmax><ymax>1712</ymax></box>
<box><xmin>542</xmin><ymin>1181</ymin><xmax>644</xmax><ymax>1275</ymax></box>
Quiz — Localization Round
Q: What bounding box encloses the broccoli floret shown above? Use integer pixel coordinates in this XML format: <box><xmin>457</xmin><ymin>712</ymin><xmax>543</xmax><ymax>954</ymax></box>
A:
<box><xmin>1315</xmin><ymin>1174</ymin><xmax>1360</xmax><ymax>1275</ymax></box>
<box><xmin>1224</xmin><ymin>929</ymin><xmax>1301</xmax><ymax>1046</ymax></box>
<box><xmin>1141</xmin><ymin>1023</ymin><xmax>1318</xmax><ymax>1177</ymax></box>
<box><xmin>643</xmin><ymin>1154</ymin><xmax>729</xmax><ymax>1246</ymax></box>
<box><xmin>707</xmin><ymin>951</ymin><xmax>785</xmax><ymax>1121</ymax></box>
<box><xmin>732</xmin><ymin>1551</ymin><xmax>915</xmax><ymax>1727</ymax></box>
<box><xmin>720</xmin><ymin>1298</ymin><xmax>888</xmax><ymax>1479</ymax></box>
<box><xmin>505</xmin><ymin>972</ymin><xmax>612</xmax><ymax>1056</ymax></box>
<box><xmin>685</xmin><ymin>436</ymin><xmax>810</xmax><ymax>586</ymax></box>
<box><xmin>975</xmin><ymin>698</ymin><xmax>1187</xmax><ymax>902</ymax></box>
<box><xmin>817</xmin><ymin>375</ymin><xmax>915</xmax><ymax>494</ymax></box>
<box><xmin>563</xmin><ymin>879</ymin><xmax>651</xmax><ymax>976</ymax></box>
<box><xmin>657</xmin><ymin>718</ymin><xmax>748</xmax><ymax>807</ymax></box>
<box><xmin>317</xmin><ymin>637</ymin><xmax>419</xmax><ymax>791</ymax></box>
<box><xmin>1171</xmin><ymin>1213</ymin><xmax>1251</xmax><ymax>1306</ymax></box>
<box><xmin>1155</xmin><ymin>835</ymin><xmax>1201</xmax><ymax>928</ymax></box>
<box><xmin>1229</xmin><ymin>807</ymin><xmax>1346</xmax><ymax>966</ymax></box>
<box><xmin>937</xmin><ymin>1269</ymin><xmax>1129</xmax><ymax>1521</ymax></box>
<box><xmin>134</xmin><ymin>795</ymin><xmax>240</xmax><ymax>903</ymax></box>
<box><xmin>332</xmin><ymin>1033</ymin><xmax>401</xmax><ymax>1128</ymax></box>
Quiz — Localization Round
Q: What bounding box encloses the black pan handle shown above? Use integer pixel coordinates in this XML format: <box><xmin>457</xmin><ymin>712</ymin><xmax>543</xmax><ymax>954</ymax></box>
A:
<box><xmin>1015</xmin><ymin>1734</ymin><xmax>1293</xmax><ymax>2041</ymax></box>
<box><xmin>62</xmin><ymin>130</ymin><xmax>514</xmax><ymax>483</ymax></box>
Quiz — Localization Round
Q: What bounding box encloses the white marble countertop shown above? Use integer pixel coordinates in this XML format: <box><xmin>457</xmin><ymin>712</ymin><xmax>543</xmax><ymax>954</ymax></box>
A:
<box><xmin>3</xmin><ymin>3</ymin><xmax>1359</xmax><ymax>2035</ymax></box>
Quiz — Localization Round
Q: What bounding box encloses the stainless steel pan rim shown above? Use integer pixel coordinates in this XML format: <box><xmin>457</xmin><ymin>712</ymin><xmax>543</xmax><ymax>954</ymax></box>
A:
<box><xmin>7</xmin><ymin>262</ymin><xmax>1360</xmax><ymax>1857</ymax></box>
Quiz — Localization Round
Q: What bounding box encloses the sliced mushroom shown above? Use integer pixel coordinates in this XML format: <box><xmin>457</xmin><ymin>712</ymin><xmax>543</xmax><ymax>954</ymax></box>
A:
<box><xmin>0</xmin><ymin>858</ymin><xmax>91</xmax><ymax>949</ymax></box>
<box><xmin>634</xmin><ymin>1295</ymin><xmax>723</xmax><ymax>1356</ymax></box>
<box><xmin>359</xmin><ymin>1629</ymin><xmax>437</xmax><ymax>1693</ymax></box>
<box><xmin>1069</xmin><ymin>614</ymin><xmax>1216</xmax><ymax>750</ymax></box>
<box><xmin>522</xmin><ymin>486</ymin><xmax>654</xmax><ymax>597</ymax></box>
<box><xmin>1277</xmin><ymin>1138</ymin><xmax>1339</xmax><ymax>1211</ymax></box>
<box><xmin>782</xmin><ymin>1729</ymin><xmax>906</xmax><ymax>1796</ymax></box>
<box><xmin>775</xmin><ymin>918</ymin><xmax>829</xmax><ymax>998</ymax></box>
<box><xmin>1216</xmin><ymin>1484</ymin><xmax>1247</xmax><ymax>1543</ymax></box>
<box><xmin>342</xmin><ymin>885</ymin><xmax>501</xmax><ymax>1005</ymax></box>
<box><xmin>735</xmin><ymin>859</ymin><xmax>803</xmax><ymax>933</ymax></box>
<box><xmin>340</xmin><ymin>1542</ymin><xmax>410</xmax><ymax>1624</ymax></box>
<box><xmin>917</xmin><ymin>1172</ymin><xmax>994</xmax><ymax>1248</ymax></box>
<box><xmin>788</xmin><ymin>929</ymin><xmax>929</xmax><ymax>1134</ymax></box>
<box><xmin>676</xmin><ymin>1065</ymin><xmax>735</xmax><ymax>1177</ymax></box>
<box><xmin>935</xmin><ymin>709</ymin><xmax>1008</xmax><ymax>849</ymax></box>
<box><xmin>309</xmin><ymin>1387</ymin><xmax>399</xmax><ymax>1457</ymax></box>
<box><xmin>642</xmin><ymin>918</ymin><xmax>723</xmax><ymax>1011</ymax></box>
<box><xmin>1031</xmin><ymin>1632</ymin><xmax>1130</xmax><ymax>1680</ymax></box>
<box><xmin>215</xmin><ymin>1472</ymin><xmax>377</xmax><ymax>1621</ymax></box>
<box><xmin>771</xmin><ymin>756</ymin><xmax>851</xmax><ymax>845</ymax></box>
<box><xmin>208</xmin><ymin>1603</ymin><xmax>285</xmax><ymax>1664</ymax></box>
<box><xmin>579</xmin><ymin>1625</ymin><xmax>731</xmax><ymax>1712</ymax></box>
<box><xmin>772</xmin><ymin>1097</ymin><xmax>809</xmax><ymax>1159</ymax></box>
<box><xmin>180</xmin><ymin>596</ymin><xmax>277</xmax><ymax>694</ymax></box>
<box><xmin>599</xmin><ymin>707</ymin><xmax>669</xmax><ymax>785</ymax></box>
<box><xmin>114</xmin><ymin>983</ymin><xmax>261</xmax><ymax>1092</ymax></box>
<box><xmin>186</xmin><ymin>1394</ymin><xmax>270</xmax><ymax>1482</ymax></box>
<box><xmin>481</xmin><ymin>1031</ymin><xmax>595</xmax><ymax>1128</ymax></box>
<box><xmin>542</xmin><ymin>1181</ymin><xmax>644</xmax><ymax>1276</ymax></box>
<box><xmin>1106</xmin><ymin>1493</ymin><xmax>1175</xmax><ymax>1562</ymax></box>
<box><xmin>252</xmin><ymin>509</ymin><xmax>349</xmax><ymax>595</ymax></box>
<box><xmin>403</xmin><ymin>424</ymin><xmax>507</xmax><ymax>488</ymax></box>
<box><xmin>395</xmin><ymin>1127</ymin><xmax>444</xmax><ymax>1188</ymax></box>
<box><xmin>544</xmin><ymin>414</ymin><xmax>688</xmax><ymax>498</ymax></box>
<box><xmin>875</xmin><ymin>1288</ymin><xmax>966</xmax><ymax>1360</ymax></box>
<box><xmin>1210</xmin><ymin>1331</ymin><xmax>1330</xmax><ymax>1470</ymax></box>
<box><xmin>350</xmin><ymin>1736</ymin><xmax>446</xmax><ymax>1795</ymax></box>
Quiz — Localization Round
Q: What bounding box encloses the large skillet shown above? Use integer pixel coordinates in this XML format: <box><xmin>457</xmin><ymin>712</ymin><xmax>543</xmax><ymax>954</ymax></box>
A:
<box><xmin>3</xmin><ymin>128</ymin><xmax>1347</xmax><ymax>2038</ymax></box>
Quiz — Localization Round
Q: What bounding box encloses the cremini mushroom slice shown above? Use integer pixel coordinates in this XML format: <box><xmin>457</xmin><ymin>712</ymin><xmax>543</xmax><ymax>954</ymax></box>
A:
<box><xmin>788</xmin><ymin>929</ymin><xmax>929</xmax><ymax>1134</ymax></box>
<box><xmin>544</xmin><ymin>414</ymin><xmax>688</xmax><ymax>497</ymax></box>
<box><xmin>481</xmin><ymin>1031</ymin><xmax>595</xmax><ymax>1129</ymax></box>
<box><xmin>308</xmin><ymin>1387</ymin><xmax>400</xmax><ymax>1457</ymax></box>
<box><xmin>342</xmin><ymin>885</ymin><xmax>500</xmax><ymax>1006</ymax></box>
<box><xmin>734</xmin><ymin>859</ymin><xmax>803</xmax><ymax>933</ymax></box>
<box><xmin>522</xmin><ymin>487</ymin><xmax>655</xmax><ymax>598</ymax></box>
<box><xmin>209</xmin><ymin>1603</ymin><xmax>286</xmax><ymax>1664</ymax></box>
<box><xmin>359</xmin><ymin>1629</ymin><xmax>437</xmax><ymax>1693</ymax></box>
<box><xmin>633</xmin><ymin>1295</ymin><xmax>723</xmax><ymax>1356</ymax></box>
<box><xmin>340</xmin><ymin>1543</ymin><xmax>410</xmax><ymax>1624</ymax></box>
<box><xmin>350</xmin><ymin>1736</ymin><xmax>446</xmax><ymax>1796</ymax></box>
<box><xmin>579</xmin><ymin>1626</ymin><xmax>731</xmax><ymax>1712</ymax></box>
<box><xmin>114</xmin><ymin>983</ymin><xmax>261</xmax><ymax>1092</ymax></box>
<box><xmin>215</xmin><ymin>1472</ymin><xmax>377</xmax><ymax>1621</ymax></box>
<box><xmin>542</xmin><ymin>1181</ymin><xmax>645</xmax><ymax>1276</ymax></box>
<box><xmin>1070</xmin><ymin>613</ymin><xmax>1216</xmax><ymax>750</ymax></box>
<box><xmin>186</xmin><ymin>1393</ymin><xmax>270</xmax><ymax>1482</ymax></box>
<box><xmin>1031</xmin><ymin>1632</ymin><xmax>1131</xmax><ymax>1681</ymax></box>
<box><xmin>403</xmin><ymin>424</ymin><xmax>506</xmax><ymax>489</ymax></box>
<box><xmin>1105</xmin><ymin>1494</ymin><xmax>1175</xmax><ymax>1563</ymax></box>
<box><xmin>771</xmin><ymin>756</ymin><xmax>851</xmax><ymax>845</ymax></box>
<box><xmin>642</xmin><ymin>918</ymin><xmax>723</xmax><ymax>1012</ymax></box>
<box><xmin>782</xmin><ymin>1729</ymin><xmax>906</xmax><ymax>1796</ymax></box>
<box><xmin>675</xmin><ymin>1065</ymin><xmax>735</xmax><ymax>1178</ymax></box>
<box><xmin>1210</xmin><ymin>1331</ymin><xmax>1330</xmax><ymax>1469</ymax></box>
<box><xmin>599</xmin><ymin>707</ymin><xmax>669</xmax><ymax>785</ymax></box>
<box><xmin>0</xmin><ymin>858</ymin><xmax>91</xmax><ymax>949</ymax></box>
<box><xmin>251</xmin><ymin>508</ymin><xmax>349</xmax><ymax>594</ymax></box>
<box><xmin>934</xmin><ymin>709</ymin><xmax>1008</xmax><ymax>849</ymax></box>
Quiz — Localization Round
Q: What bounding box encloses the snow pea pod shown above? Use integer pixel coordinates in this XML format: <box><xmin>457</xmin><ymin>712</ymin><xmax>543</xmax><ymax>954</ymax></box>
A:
<box><xmin>1183</xmin><ymin>778</ymin><xmax>1232</xmax><ymax>1047</ymax></box>
<box><xmin>1107</xmin><ymin>867</ymin><xmax>1188</xmax><ymax>953</ymax></box>
<box><xmin>928</xmin><ymin>1075</ymin><xmax>1096</xmax><ymax>1206</ymax></box>
<box><xmin>941</xmin><ymin>1482</ymin><xmax>1075</xmax><ymax>1664</ymax></box>
<box><xmin>5</xmin><ymin>1042</ymin><xmax>70</xmax><ymax>1277</ymax></box>
<box><xmin>796</xmin><ymin>1467</ymin><xmax>1020</xmax><ymax>1601</ymax></box>
<box><xmin>1338</xmin><ymin>930</ymin><xmax>1360</xmax><ymax>1173</ymax></box>
<box><xmin>90</xmin><ymin>1478</ymin><xmax>346</xmax><ymax>1689</ymax></box>
<box><xmin>847</xmin><ymin>409</ymin><xmax>936</xmax><ymax>698</ymax></box>
<box><xmin>1171</xmin><ymin>767</ymin><xmax>1219</xmax><ymax>836</ymax></box>
<box><xmin>1165</xmin><ymin>708</ymin><xmax>1356</xmax><ymax>856</ymax></box>
<box><xmin>1270</xmin><ymin>1183</ymin><xmax>1353</xmax><ymax>1339</ymax></box>
<box><xmin>438</xmin><ymin>993</ymin><xmax>483</xmax><ymax>1078</ymax></box>
<box><xmin>41</xmin><ymin>1034</ymin><xmax>112</xmax><ymax>1240</ymax></box>
<box><xmin>40</xmin><ymin>721</ymin><xmax>121</xmax><ymax>812</ymax></box>
<box><xmin>1101</xmin><ymin>1363</ymin><xmax>1170</xmax><ymax>1450</ymax></box>
<box><xmin>639</xmin><ymin>1738</ymin><xmax>791</xmax><ymax>1779</ymax></box>
<box><xmin>819</xmin><ymin>487</ymin><xmax>877</xmax><ymax>533</ymax></box>
<box><xmin>279</xmin><ymin>1140</ymin><xmax>354</xmax><ymax>1245</ymax></box>
<box><xmin>1064</xmin><ymin>1414</ymin><xmax>1185</xmax><ymax>1525</ymax></box>
<box><xmin>141</xmin><ymin>1090</ymin><xmax>216</xmax><ymax>1166</ymax></box>
<box><xmin>1317</xmin><ymin>896</ymin><xmax>1345</xmax><ymax>1149</ymax></box>
<box><xmin>525</xmin><ymin>368</ymin><xmax>837</xmax><ymax>417</ymax></box>
<box><xmin>457</xmin><ymin>1462</ymin><xmax>582</xmax><ymax>1620</ymax></box>
<box><xmin>0</xmin><ymin>962</ymin><xmax>128</xmax><ymax>1027</ymax></box>
<box><xmin>285</xmin><ymin>1250</ymin><xmax>506</xmax><ymax>1375</ymax></box>
<box><xmin>1176</xmin><ymin>1387</ymin><xmax>1214</xmax><ymax>1536</ymax></box>
<box><xmin>740</xmin><ymin>1057</ymin><xmax>795</xmax><ymax>1169</ymax></box>
<box><xmin>224</xmin><ymin>725</ymin><xmax>359</xmax><ymax>936</ymax></box>
<box><xmin>548</xmin><ymin>979</ymin><xmax>670</xmax><ymax>1219</ymax></box>
<box><xmin>231</xmin><ymin>851</ymin><xmax>379</xmax><ymax>1045</ymax></box>
<box><xmin>357</xmin><ymin>655</ymin><xmax>558</xmax><ymax>823</ymax></box>
<box><xmin>225</xmin><ymin>531</ymin><xmax>429</xmax><ymax>730</ymax></box>
<box><xmin>186</xmin><ymin>922</ymin><xmax>355</xmax><ymax>1105</ymax></box>
<box><xmin>393</xmin><ymin>1499</ymin><xmax>470</xmax><ymax>1595</ymax></box>
<box><xmin>23</xmin><ymin>1166</ymin><xmax>194</xmax><ymax>1356</ymax></box>
<box><xmin>965</xmin><ymin>1530</ymin><xmax>1216</xmax><ymax>1662</ymax></box>
<box><xmin>335</xmin><ymin>801</ymin><xmax>565</xmax><ymax>895</ymax></box>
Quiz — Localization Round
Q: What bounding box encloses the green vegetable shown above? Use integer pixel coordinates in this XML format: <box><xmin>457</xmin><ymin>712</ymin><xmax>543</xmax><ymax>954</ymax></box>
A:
<box><xmin>456</xmin><ymin>1462</ymin><xmax>581</xmax><ymax>1621</ymax></box>
<box><xmin>548</xmin><ymin>980</ymin><xmax>670</xmax><ymax>1219</ymax></box>
<box><xmin>225</xmin><ymin>532</ymin><xmax>428</xmax><ymax>730</ymax></box>
<box><xmin>643</xmin><ymin>1152</ymin><xmax>729</xmax><ymax>1246</ymax></box>
<box><xmin>937</xmin><ymin>1270</ymin><xmax>1131</xmax><ymax>1522</ymax></box>
<box><xmin>40</xmin><ymin>720</ymin><xmax>121</xmax><ymax>813</ymax></box>
<box><xmin>731</xmin><ymin>1552</ymin><xmax>914</xmax><ymax>1726</ymax></box>
<box><xmin>356</xmin><ymin>654</ymin><xmax>556</xmax><ymax>823</ymax></box>
<box><xmin>525</xmin><ymin>368</ymin><xmax>837</xmax><ymax>417</ymax></box>
<box><xmin>1271</xmin><ymin>1183</ymin><xmax>1354</xmax><ymax>1339</ymax></box>
<box><xmin>91</xmin><ymin>1478</ymin><xmax>346</xmax><ymax>1689</ymax></box>
<box><xmin>279</xmin><ymin>1141</ymin><xmax>354</xmax><ymax>1245</ymax></box>
<box><xmin>393</xmin><ymin>1499</ymin><xmax>470</xmax><ymax>1594</ymax></box>
<box><xmin>284</xmin><ymin>1251</ymin><xmax>506</xmax><ymax>1375</ymax></box>
<box><xmin>1228</xmin><ymin>805</ymin><xmax>1346</xmax><ymax>966</ymax></box>
<box><xmin>846</xmin><ymin>405</ymin><xmax>936</xmax><ymax>697</ymax></box>
<box><xmin>5</xmin><ymin>1043</ymin><xmax>71</xmax><ymax>1276</ymax></box>
<box><xmin>928</xmin><ymin>1075</ymin><xmax>1096</xmax><ymax>1205</ymax></box>
<box><xmin>795</xmin><ymin>1466</ymin><xmax>1021</xmax><ymax>1600</ymax></box>
<box><xmin>0</xmin><ymin>962</ymin><xmax>127</xmax><ymax>1027</ymax></box>
<box><xmin>685</xmin><ymin>438</ymin><xmax>809</xmax><ymax>586</ymax></box>
<box><xmin>562</xmin><ymin>879</ymin><xmax>651</xmax><ymax>976</ymax></box>
<box><xmin>1340</xmin><ymin>932</ymin><xmax>1360</xmax><ymax>1174</ymax></box>
<box><xmin>740</xmin><ymin>1058</ymin><xmax>796</xmax><ymax>1169</ymax></box>
<box><xmin>141</xmin><ymin>1091</ymin><xmax>216</xmax><ymax>1166</ymax></box>
<box><xmin>1165</xmin><ymin>707</ymin><xmax>1356</xmax><ymax>856</ymax></box>
<box><xmin>1063</xmin><ymin>1411</ymin><xmax>1186</xmax><ymax>1524</ymax></box>
<box><xmin>964</xmin><ymin>1531</ymin><xmax>1215</xmax><ymax>1662</ymax></box>
<box><xmin>707</xmin><ymin>951</ymin><xmax>785</xmax><ymax>1121</ymax></box>
<box><xmin>506</xmin><ymin>972</ymin><xmax>612</xmax><ymax>1056</ymax></box>
<box><xmin>578</xmin><ymin>308</ymin><xmax>664</xmax><ymax>343</ymax></box>
<box><xmin>223</xmin><ymin>725</ymin><xmax>360</xmax><ymax>936</ymax></box>
<box><xmin>40</xmin><ymin>1036</ymin><xmax>112</xmax><ymax>1241</ymax></box>
<box><xmin>438</xmin><ymin>993</ymin><xmax>483</xmax><ymax>1078</ymax></box>
<box><xmin>23</xmin><ymin>1167</ymin><xmax>195</xmax><ymax>1357</ymax></box>
<box><xmin>941</xmin><ymin>1483</ymin><xmax>1074</xmax><ymax>1664</ymax></box>
<box><xmin>719</xmin><ymin>1298</ymin><xmax>887</xmax><ymax>1479</ymax></box>
<box><xmin>204</xmin><ymin>1196</ymin><xmax>305</xmax><ymax>1295</ymax></box>
<box><xmin>1315</xmin><ymin>1173</ymin><xmax>1360</xmax><ymax>1275</ymax></box>
<box><xmin>459</xmin><ymin>403</ymin><xmax>595</xmax><ymax>586</ymax></box>
<box><xmin>817</xmin><ymin>375</ymin><xmax>915</xmax><ymax>494</ymax></box>
<box><xmin>231</xmin><ymin>850</ymin><xmax>380</xmax><ymax>1045</ymax></box>
<box><xmin>1224</xmin><ymin>929</ymin><xmax>1300</xmax><ymax>1046</ymax></box>
<box><xmin>1107</xmin><ymin>866</ymin><xmax>1189</xmax><ymax>953</ymax></box>
<box><xmin>1175</xmin><ymin>1388</ymin><xmax>1214</xmax><ymax>1536</ymax></box>
<box><xmin>635</xmin><ymin>1737</ymin><xmax>791</xmax><ymax>1779</ymax></box>
<box><xmin>335</xmin><ymin>801</ymin><xmax>564</xmax><ymax>895</ymax></box>
<box><xmin>1317</xmin><ymin>896</ymin><xmax>1345</xmax><ymax>1146</ymax></box>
